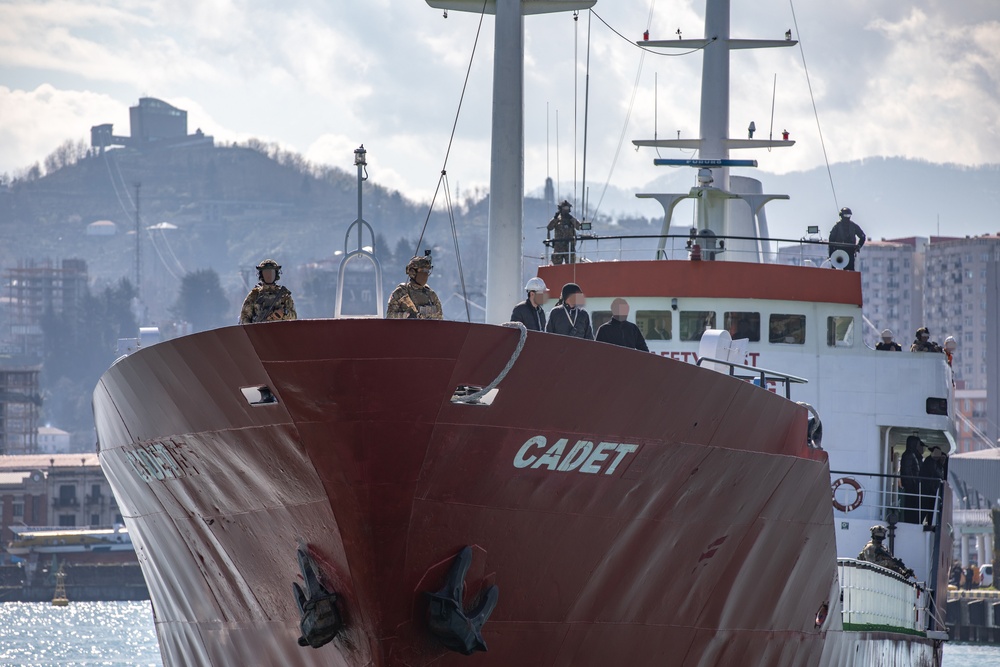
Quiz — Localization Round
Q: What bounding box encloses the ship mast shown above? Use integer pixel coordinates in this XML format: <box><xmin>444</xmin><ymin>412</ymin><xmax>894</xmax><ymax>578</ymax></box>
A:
<box><xmin>427</xmin><ymin>0</ymin><xmax>596</xmax><ymax>324</ymax></box>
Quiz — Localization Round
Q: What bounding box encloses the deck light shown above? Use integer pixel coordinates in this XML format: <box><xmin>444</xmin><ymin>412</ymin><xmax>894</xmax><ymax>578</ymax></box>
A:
<box><xmin>354</xmin><ymin>145</ymin><xmax>367</xmax><ymax>166</ymax></box>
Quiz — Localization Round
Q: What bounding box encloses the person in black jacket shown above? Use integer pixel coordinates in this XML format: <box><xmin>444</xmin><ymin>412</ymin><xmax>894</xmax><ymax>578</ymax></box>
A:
<box><xmin>509</xmin><ymin>277</ymin><xmax>549</xmax><ymax>331</ymax></box>
<box><xmin>918</xmin><ymin>446</ymin><xmax>946</xmax><ymax>526</ymax></box>
<box><xmin>545</xmin><ymin>283</ymin><xmax>593</xmax><ymax>339</ymax></box>
<box><xmin>899</xmin><ymin>435</ymin><xmax>924</xmax><ymax>524</ymax></box>
<box><xmin>828</xmin><ymin>207</ymin><xmax>866</xmax><ymax>271</ymax></box>
<box><xmin>875</xmin><ymin>329</ymin><xmax>902</xmax><ymax>351</ymax></box>
<box><xmin>596</xmin><ymin>298</ymin><xmax>649</xmax><ymax>352</ymax></box>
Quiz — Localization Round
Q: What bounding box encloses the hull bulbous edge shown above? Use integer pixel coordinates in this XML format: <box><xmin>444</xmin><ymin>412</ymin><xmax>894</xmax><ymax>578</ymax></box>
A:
<box><xmin>92</xmin><ymin>319</ymin><xmax>894</xmax><ymax>666</ymax></box>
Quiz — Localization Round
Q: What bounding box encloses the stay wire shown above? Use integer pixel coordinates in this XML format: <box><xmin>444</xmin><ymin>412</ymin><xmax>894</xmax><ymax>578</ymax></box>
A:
<box><xmin>442</xmin><ymin>173</ymin><xmax>472</xmax><ymax>322</ymax></box>
<box><xmin>414</xmin><ymin>0</ymin><xmax>489</xmax><ymax>256</ymax></box>
<box><xmin>789</xmin><ymin>0</ymin><xmax>838</xmax><ymax>211</ymax></box>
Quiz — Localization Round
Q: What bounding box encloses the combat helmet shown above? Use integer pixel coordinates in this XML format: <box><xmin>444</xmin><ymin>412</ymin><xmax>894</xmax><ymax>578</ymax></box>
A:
<box><xmin>559</xmin><ymin>199</ymin><xmax>572</xmax><ymax>209</ymax></box>
<box><xmin>870</xmin><ymin>525</ymin><xmax>887</xmax><ymax>539</ymax></box>
<box><xmin>406</xmin><ymin>255</ymin><xmax>433</xmax><ymax>277</ymax></box>
<box><xmin>256</xmin><ymin>258</ymin><xmax>281</xmax><ymax>281</ymax></box>
<box><xmin>840</xmin><ymin>207</ymin><xmax>852</xmax><ymax>218</ymax></box>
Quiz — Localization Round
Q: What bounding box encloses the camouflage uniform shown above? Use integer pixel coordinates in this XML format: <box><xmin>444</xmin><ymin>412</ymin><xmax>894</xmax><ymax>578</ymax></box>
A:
<box><xmin>857</xmin><ymin>526</ymin><xmax>914</xmax><ymax>578</ymax></box>
<box><xmin>385</xmin><ymin>256</ymin><xmax>443</xmax><ymax>320</ymax></box>
<box><xmin>239</xmin><ymin>259</ymin><xmax>297</xmax><ymax>324</ymax></box>
<box><xmin>547</xmin><ymin>201</ymin><xmax>581</xmax><ymax>265</ymax></box>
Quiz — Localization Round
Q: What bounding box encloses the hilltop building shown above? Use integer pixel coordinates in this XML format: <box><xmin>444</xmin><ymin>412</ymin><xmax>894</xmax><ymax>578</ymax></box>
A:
<box><xmin>90</xmin><ymin>97</ymin><xmax>213</xmax><ymax>152</ymax></box>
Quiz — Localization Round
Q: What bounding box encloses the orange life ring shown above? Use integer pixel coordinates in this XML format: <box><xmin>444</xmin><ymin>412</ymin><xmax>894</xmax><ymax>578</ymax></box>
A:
<box><xmin>831</xmin><ymin>477</ymin><xmax>864</xmax><ymax>512</ymax></box>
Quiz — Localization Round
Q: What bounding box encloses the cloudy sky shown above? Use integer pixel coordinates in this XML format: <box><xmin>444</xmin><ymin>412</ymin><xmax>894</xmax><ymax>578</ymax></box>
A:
<box><xmin>1</xmin><ymin>0</ymin><xmax>998</xmax><ymax>209</ymax></box>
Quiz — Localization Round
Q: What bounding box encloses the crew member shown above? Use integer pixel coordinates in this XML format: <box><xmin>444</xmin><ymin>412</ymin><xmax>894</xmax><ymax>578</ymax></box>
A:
<box><xmin>858</xmin><ymin>525</ymin><xmax>914</xmax><ymax>578</ymax></box>
<box><xmin>918</xmin><ymin>446</ymin><xmax>946</xmax><ymax>526</ymax></box>
<box><xmin>546</xmin><ymin>283</ymin><xmax>593</xmax><ymax>339</ymax></box>
<box><xmin>828</xmin><ymin>207</ymin><xmax>866</xmax><ymax>271</ymax></box>
<box><xmin>875</xmin><ymin>329</ymin><xmax>902</xmax><ymax>351</ymax></box>
<box><xmin>239</xmin><ymin>258</ymin><xmax>297</xmax><ymax>324</ymax></box>
<box><xmin>596</xmin><ymin>298</ymin><xmax>649</xmax><ymax>351</ymax></box>
<box><xmin>899</xmin><ymin>435</ymin><xmax>924</xmax><ymax>524</ymax></box>
<box><xmin>386</xmin><ymin>255</ymin><xmax>443</xmax><ymax>320</ymax></box>
<box><xmin>547</xmin><ymin>200</ymin><xmax>582</xmax><ymax>265</ymax></box>
<box><xmin>509</xmin><ymin>277</ymin><xmax>548</xmax><ymax>331</ymax></box>
<box><xmin>910</xmin><ymin>327</ymin><xmax>942</xmax><ymax>352</ymax></box>
<box><xmin>943</xmin><ymin>336</ymin><xmax>957</xmax><ymax>366</ymax></box>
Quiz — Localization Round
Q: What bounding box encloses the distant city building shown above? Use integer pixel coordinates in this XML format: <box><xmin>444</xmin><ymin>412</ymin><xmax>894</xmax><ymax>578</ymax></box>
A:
<box><xmin>37</xmin><ymin>427</ymin><xmax>71</xmax><ymax>455</ymax></box>
<box><xmin>0</xmin><ymin>367</ymin><xmax>41</xmax><ymax>455</ymax></box>
<box><xmin>0</xmin><ymin>454</ymin><xmax>121</xmax><ymax>545</ymax></box>
<box><xmin>4</xmin><ymin>259</ymin><xmax>89</xmax><ymax>359</ymax></box>
<box><xmin>90</xmin><ymin>97</ymin><xmax>213</xmax><ymax>152</ymax></box>
<box><xmin>855</xmin><ymin>237</ymin><xmax>926</xmax><ymax>346</ymax></box>
<box><xmin>954</xmin><ymin>388</ymin><xmax>989</xmax><ymax>454</ymax></box>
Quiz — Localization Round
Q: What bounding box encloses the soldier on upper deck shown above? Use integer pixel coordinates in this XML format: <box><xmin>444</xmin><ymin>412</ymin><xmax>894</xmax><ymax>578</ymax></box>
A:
<box><xmin>858</xmin><ymin>525</ymin><xmax>914</xmax><ymax>578</ymax></box>
<box><xmin>828</xmin><ymin>207</ymin><xmax>866</xmax><ymax>271</ymax></box>
<box><xmin>239</xmin><ymin>259</ymin><xmax>297</xmax><ymax>324</ymax></box>
<box><xmin>547</xmin><ymin>200</ymin><xmax>582</xmax><ymax>265</ymax></box>
<box><xmin>910</xmin><ymin>327</ymin><xmax>942</xmax><ymax>353</ymax></box>
<box><xmin>386</xmin><ymin>255</ymin><xmax>443</xmax><ymax>320</ymax></box>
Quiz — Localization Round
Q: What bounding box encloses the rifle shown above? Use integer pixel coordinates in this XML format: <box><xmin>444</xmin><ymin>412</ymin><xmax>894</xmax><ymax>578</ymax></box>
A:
<box><xmin>254</xmin><ymin>289</ymin><xmax>287</xmax><ymax>323</ymax></box>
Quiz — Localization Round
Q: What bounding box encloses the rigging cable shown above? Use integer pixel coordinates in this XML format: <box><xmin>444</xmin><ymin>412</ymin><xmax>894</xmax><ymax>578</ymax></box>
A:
<box><xmin>413</xmin><ymin>0</ymin><xmax>490</xmax><ymax>319</ymax></box>
<box><xmin>573</xmin><ymin>10</ymin><xmax>579</xmax><ymax>209</ymax></box>
<box><xmin>591</xmin><ymin>10</ymin><xmax>714</xmax><ymax>57</ymax></box>
<box><xmin>442</xmin><ymin>172</ymin><xmax>471</xmax><ymax>322</ymax></box>
<box><xmin>789</xmin><ymin>0</ymin><xmax>838</xmax><ymax>211</ymax></box>
<box><xmin>768</xmin><ymin>73</ymin><xmax>777</xmax><ymax>152</ymax></box>
<box><xmin>580</xmin><ymin>11</ymin><xmax>592</xmax><ymax>220</ymax></box>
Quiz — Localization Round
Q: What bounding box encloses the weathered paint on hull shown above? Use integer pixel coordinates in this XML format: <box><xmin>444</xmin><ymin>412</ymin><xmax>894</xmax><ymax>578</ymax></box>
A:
<box><xmin>819</xmin><ymin>631</ymin><xmax>940</xmax><ymax>667</ymax></box>
<box><xmin>95</xmin><ymin>319</ymin><xmax>842</xmax><ymax>666</ymax></box>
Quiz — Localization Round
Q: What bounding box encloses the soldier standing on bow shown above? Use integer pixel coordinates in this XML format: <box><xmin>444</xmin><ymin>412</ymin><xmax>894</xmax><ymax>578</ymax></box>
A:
<box><xmin>239</xmin><ymin>259</ymin><xmax>297</xmax><ymax>324</ymax></box>
<box><xmin>547</xmin><ymin>200</ymin><xmax>582</xmax><ymax>265</ymax></box>
<box><xmin>386</xmin><ymin>255</ymin><xmax>443</xmax><ymax>320</ymax></box>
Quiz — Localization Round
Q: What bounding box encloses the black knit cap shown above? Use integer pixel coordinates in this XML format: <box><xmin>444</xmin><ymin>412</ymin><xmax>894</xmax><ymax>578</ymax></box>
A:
<box><xmin>561</xmin><ymin>282</ymin><xmax>582</xmax><ymax>301</ymax></box>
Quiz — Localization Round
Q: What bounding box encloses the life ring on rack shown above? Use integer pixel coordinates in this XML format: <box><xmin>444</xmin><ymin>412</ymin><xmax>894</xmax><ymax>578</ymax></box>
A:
<box><xmin>831</xmin><ymin>477</ymin><xmax>864</xmax><ymax>512</ymax></box>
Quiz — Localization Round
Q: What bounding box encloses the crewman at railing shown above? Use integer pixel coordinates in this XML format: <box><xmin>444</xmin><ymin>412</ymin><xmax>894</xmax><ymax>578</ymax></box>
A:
<box><xmin>546</xmin><ymin>283</ymin><xmax>593</xmax><ymax>340</ymax></box>
<box><xmin>875</xmin><ymin>329</ymin><xmax>902</xmax><ymax>351</ymax></box>
<box><xmin>828</xmin><ymin>207</ymin><xmax>866</xmax><ymax>271</ymax></box>
<box><xmin>547</xmin><ymin>200</ymin><xmax>582</xmax><ymax>265</ymax></box>
<box><xmin>596</xmin><ymin>298</ymin><xmax>649</xmax><ymax>352</ymax></box>
<box><xmin>509</xmin><ymin>277</ymin><xmax>549</xmax><ymax>331</ymax></box>
<box><xmin>919</xmin><ymin>446</ymin><xmax>947</xmax><ymax>527</ymax></box>
<box><xmin>858</xmin><ymin>525</ymin><xmax>914</xmax><ymax>579</ymax></box>
<box><xmin>900</xmin><ymin>435</ymin><xmax>925</xmax><ymax>524</ymax></box>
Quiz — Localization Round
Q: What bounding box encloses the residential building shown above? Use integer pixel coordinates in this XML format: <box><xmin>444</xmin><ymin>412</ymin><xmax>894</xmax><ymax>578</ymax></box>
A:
<box><xmin>0</xmin><ymin>366</ymin><xmax>41</xmax><ymax>455</ymax></box>
<box><xmin>855</xmin><ymin>238</ymin><xmax>926</xmax><ymax>345</ymax></box>
<box><xmin>954</xmin><ymin>389</ymin><xmax>990</xmax><ymax>454</ymax></box>
<box><xmin>37</xmin><ymin>427</ymin><xmax>72</xmax><ymax>454</ymax></box>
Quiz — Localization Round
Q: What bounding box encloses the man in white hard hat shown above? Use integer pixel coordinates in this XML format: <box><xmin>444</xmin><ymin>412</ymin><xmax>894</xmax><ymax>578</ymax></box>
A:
<box><xmin>875</xmin><ymin>329</ymin><xmax>902</xmax><ymax>351</ymax></box>
<box><xmin>509</xmin><ymin>276</ymin><xmax>549</xmax><ymax>331</ymax></box>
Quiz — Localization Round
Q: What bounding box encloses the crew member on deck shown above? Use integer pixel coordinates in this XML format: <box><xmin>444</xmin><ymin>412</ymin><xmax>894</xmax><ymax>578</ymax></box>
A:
<box><xmin>875</xmin><ymin>329</ymin><xmax>902</xmax><ymax>351</ymax></box>
<box><xmin>239</xmin><ymin>259</ymin><xmax>297</xmax><ymax>324</ymax></box>
<box><xmin>546</xmin><ymin>283</ymin><xmax>593</xmax><ymax>339</ymax></box>
<box><xmin>386</xmin><ymin>255</ymin><xmax>443</xmax><ymax>320</ymax></box>
<box><xmin>858</xmin><ymin>525</ymin><xmax>914</xmax><ymax>578</ymax></box>
<box><xmin>547</xmin><ymin>200</ymin><xmax>582</xmax><ymax>265</ymax></box>
<box><xmin>828</xmin><ymin>207</ymin><xmax>866</xmax><ymax>271</ymax></box>
<box><xmin>596</xmin><ymin>298</ymin><xmax>649</xmax><ymax>352</ymax></box>
<box><xmin>509</xmin><ymin>277</ymin><xmax>548</xmax><ymax>331</ymax></box>
<box><xmin>943</xmin><ymin>336</ymin><xmax>957</xmax><ymax>366</ymax></box>
<box><xmin>918</xmin><ymin>446</ymin><xmax>947</xmax><ymax>526</ymax></box>
<box><xmin>899</xmin><ymin>435</ymin><xmax>924</xmax><ymax>524</ymax></box>
<box><xmin>910</xmin><ymin>327</ymin><xmax>942</xmax><ymax>352</ymax></box>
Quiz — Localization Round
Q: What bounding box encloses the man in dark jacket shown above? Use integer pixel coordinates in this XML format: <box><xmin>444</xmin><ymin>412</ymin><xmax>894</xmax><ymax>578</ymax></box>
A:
<box><xmin>918</xmin><ymin>446</ymin><xmax>946</xmax><ymax>526</ymax></box>
<box><xmin>509</xmin><ymin>277</ymin><xmax>548</xmax><ymax>331</ymax></box>
<box><xmin>546</xmin><ymin>283</ymin><xmax>593</xmax><ymax>339</ymax></box>
<box><xmin>828</xmin><ymin>207</ymin><xmax>866</xmax><ymax>271</ymax></box>
<box><xmin>899</xmin><ymin>435</ymin><xmax>924</xmax><ymax>524</ymax></box>
<box><xmin>596</xmin><ymin>298</ymin><xmax>649</xmax><ymax>352</ymax></box>
<box><xmin>875</xmin><ymin>329</ymin><xmax>902</xmax><ymax>351</ymax></box>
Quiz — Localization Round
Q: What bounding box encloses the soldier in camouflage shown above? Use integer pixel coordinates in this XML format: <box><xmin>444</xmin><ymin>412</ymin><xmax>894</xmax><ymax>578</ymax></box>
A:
<box><xmin>239</xmin><ymin>259</ymin><xmax>298</xmax><ymax>324</ymax></box>
<box><xmin>857</xmin><ymin>525</ymin><xmax>914</xmax><ymax>578</ymax></box>
<box><xmin>385</xmin><ymin>255</ymin><xmax>443</xmax><ymax>320</ymax></box>
<box><xmin>546</xmin><ymin>200</ymin><xmax>582</xmax><ymax>265</ymax></box>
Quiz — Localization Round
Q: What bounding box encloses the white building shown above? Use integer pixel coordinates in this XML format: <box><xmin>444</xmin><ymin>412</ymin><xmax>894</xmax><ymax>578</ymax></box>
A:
<box><xmin>37</xmin><ymin>426</ymin><xmax>71</xmax><ymax>454</ymax></box>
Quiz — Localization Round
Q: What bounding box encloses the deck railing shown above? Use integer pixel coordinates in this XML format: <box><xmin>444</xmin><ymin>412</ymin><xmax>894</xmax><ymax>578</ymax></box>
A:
<box><xmin>830</xmin><ymin>470</ymin><xmax>943</xmax><ymax>529</ymax></box>
<box><xmin>839</xmin><ymin>559</ymin><xmax>926</xmax><ymax>635</ymax></box>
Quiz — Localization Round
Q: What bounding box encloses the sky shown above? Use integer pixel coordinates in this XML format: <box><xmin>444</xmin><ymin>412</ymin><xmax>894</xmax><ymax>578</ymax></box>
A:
<box><xmin>1</xmin><ymin>0</ymin><xmax>998</xmax><ymax>213</ymax></box>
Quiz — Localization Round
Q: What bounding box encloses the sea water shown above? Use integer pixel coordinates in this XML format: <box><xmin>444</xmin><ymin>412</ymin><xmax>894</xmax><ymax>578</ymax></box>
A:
<box><xmin>0</xmin><ymin>601</ymin><xmax>997</xmax><ymax>666</ymax></box>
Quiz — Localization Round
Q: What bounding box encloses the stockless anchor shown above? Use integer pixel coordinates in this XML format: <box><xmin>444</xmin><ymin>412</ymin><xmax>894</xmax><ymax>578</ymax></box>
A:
<box><xmin>293</xmin><ymin>544</ymin><xmax>344</xmax><ymax>649</ymax></box>
<box><xmin>426</xmin><ymin>546</ymin><xmax>499</xmax><ymax>655</ymax></box>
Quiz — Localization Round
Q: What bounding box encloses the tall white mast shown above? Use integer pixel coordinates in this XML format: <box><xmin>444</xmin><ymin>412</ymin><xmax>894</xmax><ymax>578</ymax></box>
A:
<box><xmin>427</xmin><ymin>0</ymin><xmax>596</xmax><ymax>324</ymax></box>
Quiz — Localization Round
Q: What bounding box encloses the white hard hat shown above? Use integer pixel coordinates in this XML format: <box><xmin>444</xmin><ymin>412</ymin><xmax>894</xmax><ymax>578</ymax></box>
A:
<box><xmin>881</xmin><ymin>329</ymin><xmax>892</xmax><ymax>337</ymax></box>
<box><xmin>524</xmin><ymin>277</ymin><xmax>547</xmax><ymax>293</ymax></box>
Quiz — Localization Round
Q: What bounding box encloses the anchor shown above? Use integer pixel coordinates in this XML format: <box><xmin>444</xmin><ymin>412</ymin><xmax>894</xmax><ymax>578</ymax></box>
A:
<box><xmin>426</xmin><ymin>546</ymin><xmax>499</xmax><ymax>655</ymax></box>
<box><xmin>292</xmin><ymin>545</ymin><xmax>344</xmax><ymax>649</ymax></box>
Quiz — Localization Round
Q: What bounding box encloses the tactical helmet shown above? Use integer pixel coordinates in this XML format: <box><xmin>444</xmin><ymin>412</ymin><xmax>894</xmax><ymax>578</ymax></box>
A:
<box><xmin>916</xmin><ymin>326</ymin><xmax>930</xmax><ymax>337</ymax></box>
<box><xmin>840</xmin><ymin>207</ymin><xmax>852</xmax><ymax>218</ymax></box>
<box><xmin>524</xmin><ymin>277</ymin><xmax>547</xmax><ymax>293</ymax></box>
<box><xmin>406</xmin><ymin>255</ymin><xmax>433</xmax><ymax>276</ymax></box>
<box><xmin>256</xmin><ymin>258</ymin><xmax>281</xmax><ymax>281</ymax></box>
<box><xmin>870</xmin><ymin>525</ymin><xmax>887</xmax><ymax>538</ymax></box>
<box><xmin>559</xmin><ymin>200</ymin><xmax>572</xmax><ymax>209</ymax></box>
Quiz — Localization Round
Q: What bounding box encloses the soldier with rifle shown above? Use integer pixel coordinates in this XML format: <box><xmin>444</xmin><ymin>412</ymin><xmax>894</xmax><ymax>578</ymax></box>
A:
<box><xmin>386</xmin><ymin>254</ymin><xmax>443</xmax><ymax>320</ymax></box>
<box><xmin>239</xmin><ymin>259</ymin><xmax>298</xmax><ymax>324</ymax></box>
<box><xmin>857</xmin><ymin>525</ymin><xmax>915</xmax><ymax>579</ymax></box>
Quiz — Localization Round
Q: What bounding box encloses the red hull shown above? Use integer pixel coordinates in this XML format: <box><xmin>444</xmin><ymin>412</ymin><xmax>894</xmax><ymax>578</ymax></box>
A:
<box><xmin>94</xmin><ymin>320</ymin><xmax>837</xmax><ymax>666</ymax></box>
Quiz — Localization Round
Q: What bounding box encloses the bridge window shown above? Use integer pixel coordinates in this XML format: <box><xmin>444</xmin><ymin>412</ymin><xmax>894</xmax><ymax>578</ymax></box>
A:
<box><xmin>679</xmin><ymin>311</ymin><xmax>716</xmax><ymax>341</ymax></box>
<box><xmin>724</xmin><ymin>311</ymin><xmax>760</xmax><ymax>342</ymax></box>
<box><xmin>769</xmin><ymin>314</ymin><xmax>806</xmax><ymax>344</ymax></box>
<box><xmin>592</xmin><ymin>311</ymin><xmax>612</xmax><ymax>331</ymax></box>
<box><xmin>637</xmin><ymin>311</ymin><xmax>671</xmax><ymax>340</ymax></box>
<box><xmin>827</xmin><ymin>316</ymin><xmax>854</xmax><ymax>347</ymax></box>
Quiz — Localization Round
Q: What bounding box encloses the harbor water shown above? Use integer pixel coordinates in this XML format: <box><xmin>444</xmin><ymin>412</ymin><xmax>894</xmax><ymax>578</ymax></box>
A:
<box><xmin>0</xmin><ymin>600</ymin><xmax>997</xmax><ymax>666</ymax></box>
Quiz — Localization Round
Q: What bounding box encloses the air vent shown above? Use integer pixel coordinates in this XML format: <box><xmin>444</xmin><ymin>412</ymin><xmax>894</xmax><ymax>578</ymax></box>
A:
<box><xmin>241</xmin><ymin>385</ymin><xmax>278</xmax><ymax>406</ymax></box>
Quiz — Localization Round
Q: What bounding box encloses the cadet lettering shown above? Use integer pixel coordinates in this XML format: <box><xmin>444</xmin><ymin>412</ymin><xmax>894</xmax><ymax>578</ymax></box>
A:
<box><xmin>513</xmin><ymin>435</ymin><xmax>638</xmax><ymax>476</ymax></box>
